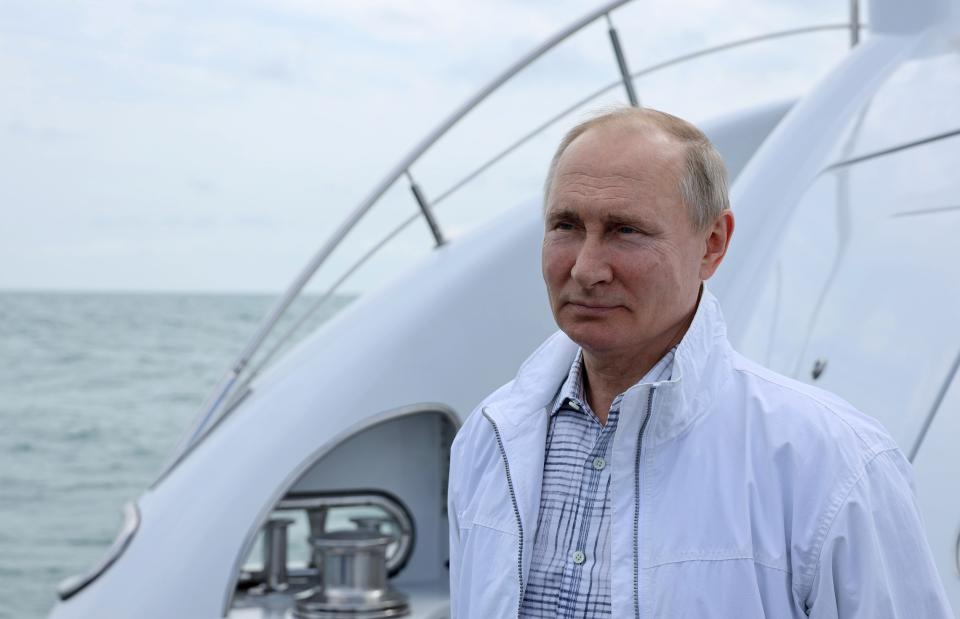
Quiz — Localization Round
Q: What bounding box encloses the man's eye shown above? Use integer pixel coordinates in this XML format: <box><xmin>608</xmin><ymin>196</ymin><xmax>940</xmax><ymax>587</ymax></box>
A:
<box><xmin>555</xmin><ymin>222</ymin><xmax>574</xmax><ymax>231</ymax></box>
<box><xmin>618</xmin><ymin>225</ymin><xmax>639</xmax><ymax>234</ymax></box>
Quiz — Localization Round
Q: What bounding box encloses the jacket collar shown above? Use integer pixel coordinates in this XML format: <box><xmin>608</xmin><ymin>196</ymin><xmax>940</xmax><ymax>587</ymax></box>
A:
<box><xmin>484</xmin><ymin>285</ymin><xmax>732</xmax><ymax>447</ymax></box>
<box><xmin>646</xmin><ymin>285</ymin><xmax>732</xmax><ymax>447</ymax></box>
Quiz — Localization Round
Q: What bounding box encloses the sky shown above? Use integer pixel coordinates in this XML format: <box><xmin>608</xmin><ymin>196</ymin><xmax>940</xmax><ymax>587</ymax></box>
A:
<box><xmin>0</xmin><ymin>0</ymin><xmax>852</xmax><ymax>293</ymax></box>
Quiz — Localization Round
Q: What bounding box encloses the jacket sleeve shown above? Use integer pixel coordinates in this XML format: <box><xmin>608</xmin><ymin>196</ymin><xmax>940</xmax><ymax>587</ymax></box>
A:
<box><xmin>805</xmin><ymin>448</ymin><xmax>954</xmax><ymax>618</ymax></box>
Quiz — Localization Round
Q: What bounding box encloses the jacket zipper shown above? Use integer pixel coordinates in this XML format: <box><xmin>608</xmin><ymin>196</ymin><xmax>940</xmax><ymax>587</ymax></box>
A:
<box><xmin>483</xmin><ymin>408</ymin><xmax>525</xmax><ymax>617</ymax></box>
<box><xmin>633</xmin><ymin>387</ymin><xmax>656</xmax><ymax>619</ymax></box>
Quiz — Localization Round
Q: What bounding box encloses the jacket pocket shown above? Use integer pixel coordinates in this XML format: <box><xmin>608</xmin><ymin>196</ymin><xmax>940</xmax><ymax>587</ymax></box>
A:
<box><xmin>454</xmin><ymin>522</ymin><xmax>521</xmax><ymax>618</ymax></box>
<box><xmin>645</xmin><ymin>558</ymin><xmax>806</xmax><ymax>618</ymax></box>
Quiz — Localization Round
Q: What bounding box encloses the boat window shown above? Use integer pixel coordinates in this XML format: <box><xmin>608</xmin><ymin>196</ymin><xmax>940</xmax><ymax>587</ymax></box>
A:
<box><xmin>740</xmin><ymin>133</ymin><xmax>960</xmax><ymax>451</ymax></box>
<box><xmin>739</xmin><ymin>173</ymin><xmax>840</xmax><ymax>373</ymax></box>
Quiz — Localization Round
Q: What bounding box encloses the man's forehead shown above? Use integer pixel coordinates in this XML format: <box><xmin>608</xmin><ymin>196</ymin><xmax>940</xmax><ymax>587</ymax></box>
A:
<box><xmin>549</xmin><ymin>170</ymin><xmax>656</xmax><ymax>201</ymax></box>
<box><xmin>557</xmin><ymin>120</ymin><xmax>685</xmax><ymax>178</ymax></box>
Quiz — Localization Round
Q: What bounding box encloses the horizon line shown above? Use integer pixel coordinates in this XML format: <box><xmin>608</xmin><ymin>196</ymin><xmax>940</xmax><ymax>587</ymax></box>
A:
<box><xmin>0</xmin><ymin>286</ymin><xmax>359</xmax><ymax>297</ymax></box>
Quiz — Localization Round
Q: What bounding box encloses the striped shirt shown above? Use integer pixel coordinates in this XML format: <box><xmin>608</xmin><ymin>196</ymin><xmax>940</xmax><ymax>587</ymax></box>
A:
<box><xmin>519</xmin><ymin>348</ymin><xmax>675</xmax><ymax>618</ymax></box>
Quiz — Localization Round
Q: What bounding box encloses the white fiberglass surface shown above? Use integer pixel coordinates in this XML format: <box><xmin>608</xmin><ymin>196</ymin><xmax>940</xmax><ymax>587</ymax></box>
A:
<box><xmin>739</xmin><ymin>134</ymin><xmax>960</xmax><ymax>453</ymax></box>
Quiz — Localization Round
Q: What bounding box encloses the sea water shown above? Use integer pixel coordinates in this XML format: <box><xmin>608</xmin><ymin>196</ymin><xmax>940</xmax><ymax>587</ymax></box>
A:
<box><xmin>0</xmin><ymin>292</ymin><xmax>348</xmax><ymax>619</ymax></box>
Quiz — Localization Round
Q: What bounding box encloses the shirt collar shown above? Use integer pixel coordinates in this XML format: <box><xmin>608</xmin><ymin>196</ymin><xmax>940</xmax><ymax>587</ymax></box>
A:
<box><xmin>550</xmin><ymin>346</ymin><xmax>676</xmax><ymax>417</ymax></box>
<box><xmin>550</xmin><ymin>348</ymin><xmax>587</xmax><ymax>416</ymax></box>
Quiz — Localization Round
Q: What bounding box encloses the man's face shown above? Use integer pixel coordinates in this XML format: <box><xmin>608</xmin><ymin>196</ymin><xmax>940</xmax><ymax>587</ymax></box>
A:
<box><xmin>542</xmin><ymin>123</ymin><xmax>711</xmax><ymax>357</ymax></box>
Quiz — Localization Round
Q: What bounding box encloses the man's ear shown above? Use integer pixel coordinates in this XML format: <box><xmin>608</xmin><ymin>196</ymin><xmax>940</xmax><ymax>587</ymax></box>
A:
<box><xmin>700</xmin><ymin>209</ymin><xmax>734</xmax><ymax>281</ymax></box>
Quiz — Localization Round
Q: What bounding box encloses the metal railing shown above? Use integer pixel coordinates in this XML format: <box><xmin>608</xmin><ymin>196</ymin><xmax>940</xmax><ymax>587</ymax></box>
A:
<box><xmin>156</xmin><ymin>0</ymin><xmax>863</xmax><ymax>483</ymax></box>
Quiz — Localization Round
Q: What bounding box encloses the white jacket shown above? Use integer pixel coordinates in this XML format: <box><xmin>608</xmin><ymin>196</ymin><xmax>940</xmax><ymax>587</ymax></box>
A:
<box><xmin>447</xmin><ymin>289</ymin><xmax>953</xmax><ymax>618</ymax></box>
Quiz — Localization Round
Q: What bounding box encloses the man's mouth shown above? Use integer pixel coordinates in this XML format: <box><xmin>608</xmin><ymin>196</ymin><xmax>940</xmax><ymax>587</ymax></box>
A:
<box><xmin>567</xmin><ymin>301</ymin><xmax>620</xmax><ymax>311</ymax></box>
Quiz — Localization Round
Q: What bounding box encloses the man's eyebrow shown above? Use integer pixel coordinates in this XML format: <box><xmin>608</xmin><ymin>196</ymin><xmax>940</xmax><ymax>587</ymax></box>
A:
<box><xmin>602</xmin><ymin>211</ymin><xmax>647</xmax><ymax>225</ymax></box>
<box><xmin>545</xmin><ymin>208</ymin><xmax>581</xmax><ymax>222</ymax></box>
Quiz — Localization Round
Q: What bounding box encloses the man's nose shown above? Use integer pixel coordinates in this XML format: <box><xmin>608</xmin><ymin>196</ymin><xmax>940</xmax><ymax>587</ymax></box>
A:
<box><xmin>570</xmin><ymin>235</ymin><xmax>613</xmax><ymax>288</ymax></box>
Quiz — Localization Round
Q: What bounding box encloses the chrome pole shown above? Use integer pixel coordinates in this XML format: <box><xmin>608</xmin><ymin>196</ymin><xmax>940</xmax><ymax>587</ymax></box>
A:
<box><xmin>849</xmin><ymin>0</ymin><xmax>860</xmax><ymax>47</ymax></box>
<box><xmin>606</xmin><ymin>13</ymin><xmax>639</xmax><ymax>106</ymax></box>
<box><xmin>406</xmin><ymin>171</ymin><xmax>445</xmax><ymax>246</ymax></box>
<box><xmin>263</xmin><ymin>518</ymin><xmax>294</xmax><ymax>592</ymax></box>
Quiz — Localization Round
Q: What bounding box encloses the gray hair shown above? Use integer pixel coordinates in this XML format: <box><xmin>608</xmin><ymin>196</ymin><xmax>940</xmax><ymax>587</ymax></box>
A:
<box><xmin>543</xmin><ymin>107</ymin><xmax>729</xmax><ymax>231</ymax></box>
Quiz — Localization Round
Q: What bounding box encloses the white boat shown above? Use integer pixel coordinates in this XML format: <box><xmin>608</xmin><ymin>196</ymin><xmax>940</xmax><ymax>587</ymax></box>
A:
<box><xmin>48</xmin><ymin>0</ymin><xmax>960</xmax><ymax>616</ymax></box>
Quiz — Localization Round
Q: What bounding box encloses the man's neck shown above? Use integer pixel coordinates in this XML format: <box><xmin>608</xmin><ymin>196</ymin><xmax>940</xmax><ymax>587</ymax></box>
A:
<box><xmin>582</xmin><ymin>304</ymin><xmax>697</xmax><ymax>425</ymax></box>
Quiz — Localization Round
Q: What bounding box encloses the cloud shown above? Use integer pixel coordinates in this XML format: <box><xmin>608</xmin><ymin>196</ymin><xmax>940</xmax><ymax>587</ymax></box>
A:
<box><xmin>4</xmin><ymin>121</ymin><xmax>78</xmax><ymax>141</ymax></box>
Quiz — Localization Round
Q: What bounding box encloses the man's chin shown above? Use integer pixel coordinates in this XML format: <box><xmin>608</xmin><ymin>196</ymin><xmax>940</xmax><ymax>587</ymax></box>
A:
<box><xmin>558</xmin><ymin>323</ymin><xmax>621</xmax><ymax>354</ymax></box>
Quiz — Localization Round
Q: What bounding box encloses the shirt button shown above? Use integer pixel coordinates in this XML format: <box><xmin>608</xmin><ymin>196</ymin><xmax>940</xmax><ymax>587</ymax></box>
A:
<box><xmin>568</xmin><ymin>400</ymin><xmax>581</xmax><ymax>411</ymax></box>
<box><xmin>571</xmin><ymin>550</ymin><xmax>586</xmax><ymax>565</ymax></box>
<box><xmin>592</xmin><ymin>457</ymin><xmax>606</xmax><ymax>470</ymax></box>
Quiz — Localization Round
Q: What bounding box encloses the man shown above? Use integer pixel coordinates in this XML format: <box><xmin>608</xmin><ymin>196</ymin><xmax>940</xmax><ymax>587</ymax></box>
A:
<box><xmin>447</xmin><ymin>107</ymin><xmax>953</xmax><ymax>618</ymax></box>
